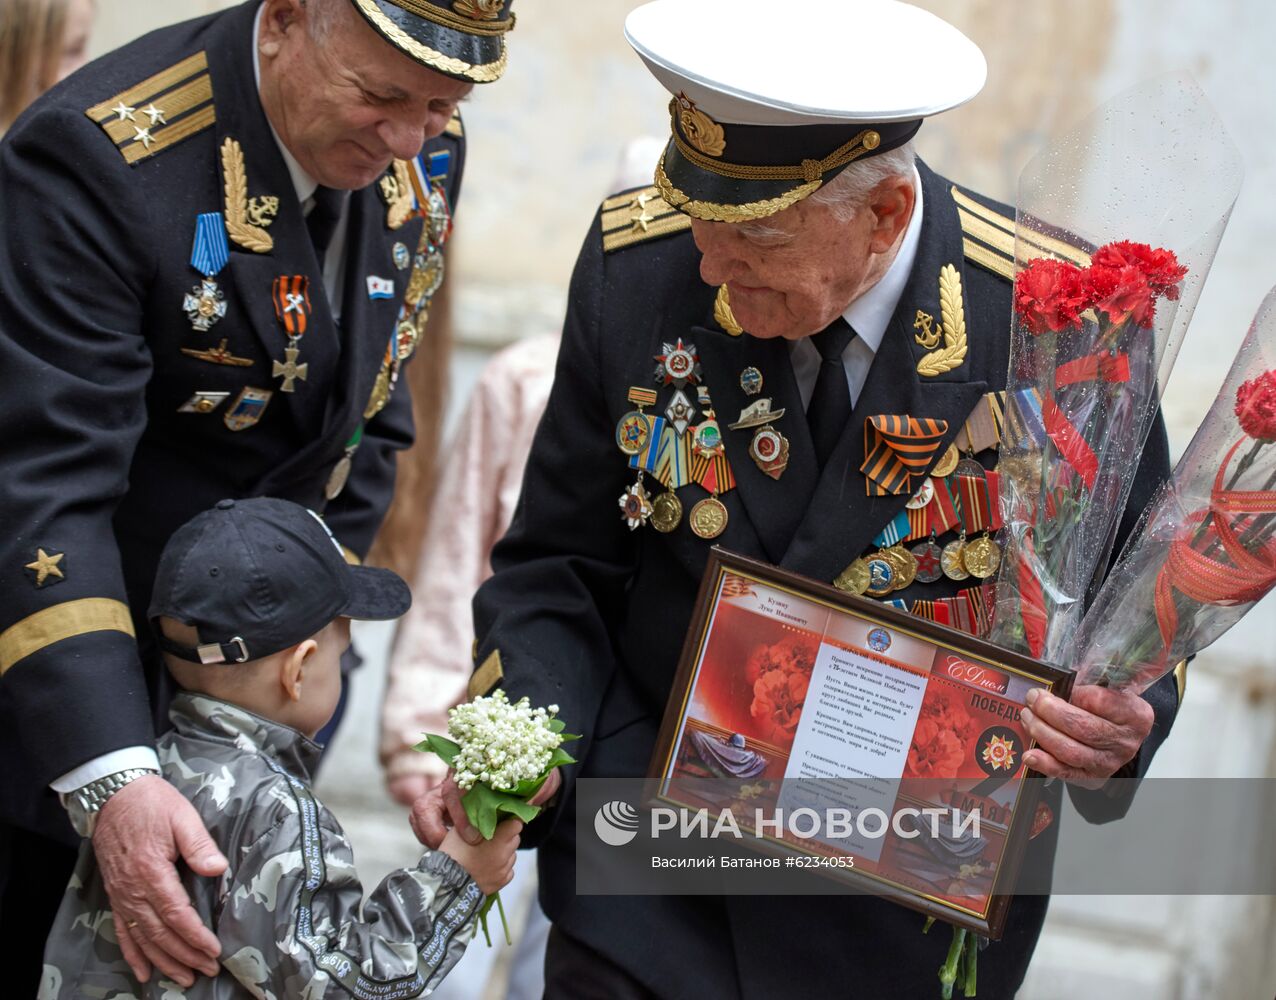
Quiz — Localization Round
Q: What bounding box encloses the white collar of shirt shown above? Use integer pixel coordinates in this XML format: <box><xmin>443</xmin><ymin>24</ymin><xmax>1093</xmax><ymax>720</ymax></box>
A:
<box><xmin>252</xmin><ymin>3</ymin><xmax>318</xmax><ymax>206</ymax></box>
<box><xmin>790</xmin><ymin>167</ymin><xmax>925</xmax><ymax>408</ymax></box>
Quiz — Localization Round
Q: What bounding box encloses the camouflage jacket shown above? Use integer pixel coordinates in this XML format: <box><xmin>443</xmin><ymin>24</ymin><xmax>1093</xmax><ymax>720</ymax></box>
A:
<box><xmin>40</xmin><ymin>693</ymin><xmax>483</xmax><ymax>999</ymax></box>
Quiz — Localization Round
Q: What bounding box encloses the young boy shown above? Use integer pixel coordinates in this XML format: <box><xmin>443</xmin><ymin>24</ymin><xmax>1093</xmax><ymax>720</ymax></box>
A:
<box><xmin>40</xmin><ymin>497</ymin><xmax>519</xmax><ymax>998</ymax></box>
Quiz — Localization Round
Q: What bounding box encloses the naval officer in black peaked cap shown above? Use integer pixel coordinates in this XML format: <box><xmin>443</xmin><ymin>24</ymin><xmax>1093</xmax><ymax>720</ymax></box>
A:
<box><xmin>0</xmin><ymin>0</ymin><xmax>516</xmax><ymax>990</ymax></box>
<box><xmin>411</xmin><ymin>1</ymin><xmax>1182</xmax><ymax>996</ymax></box>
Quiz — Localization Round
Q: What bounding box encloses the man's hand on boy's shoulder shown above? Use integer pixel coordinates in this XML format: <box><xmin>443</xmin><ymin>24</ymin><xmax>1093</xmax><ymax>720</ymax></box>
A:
<box><xmin>93</xmin><ymin>776</ymin><xmax>228</xmax><ymax>987</ymax></box>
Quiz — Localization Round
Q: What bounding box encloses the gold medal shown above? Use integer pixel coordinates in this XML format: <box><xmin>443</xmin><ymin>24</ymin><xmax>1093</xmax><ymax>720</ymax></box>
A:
<box><xmin>884</xmin><ymin>545</ymin><xmax>917</xmax><ymax>591</ymax></box>
<box><xmin>651</xmin><ymin>491</ymin><xmax>683</xmax><ymax>533</ymax></box>
<box><xmin>618</xmin><ymin>387</ymin><xmax>659</xmax><ymax>456</ymax></box>
<box><xmin>933</xmin><ymin>444</ymin><xmax>960</xmax><ymax>478</ymax></box>
<box><xmin>689</xmin><ymin>496</ymin><xmax>728</xmax><ymax>539</ymax></box>
<box><xmin>942</xmin><ymin>537</ymin><xmax>970</xmax><ymax>581</ymax></box>
<box><xmin>616</xmin><ymin>411</ymin><xmax>651</xmax><ymax>456</ymax></box>
<box><xmin>962</xmin><ymin>533</ymin><xmax>1001</xmax><ymax>579</ymax></box>
<box><xmin>834</xmin><ymin>558</ymin><xmax>871</xmax><ymax>595</ymax></box>
<box><xmin>865</xmin><ymin>554</ymin><xmax>898</xmax><ymax>596</ymax></box>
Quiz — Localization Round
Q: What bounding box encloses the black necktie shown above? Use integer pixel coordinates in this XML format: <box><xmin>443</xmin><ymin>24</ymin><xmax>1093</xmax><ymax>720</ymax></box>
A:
<box><xmin>306</xmin><ymin>185</ymin><xmax>346</xmax><ymax>263</ymax></box>
<box><xmin>806</xmin><ymin>317</ymin><xmax>857</xmax><ymax>469</ymax></box>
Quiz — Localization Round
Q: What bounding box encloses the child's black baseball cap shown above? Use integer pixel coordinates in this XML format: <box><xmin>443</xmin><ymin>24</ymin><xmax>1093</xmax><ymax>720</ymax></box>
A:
<box><xmin>148</xmin><ymin>497</ymin><xmax>411</xmax><ymax>665</ymax></box>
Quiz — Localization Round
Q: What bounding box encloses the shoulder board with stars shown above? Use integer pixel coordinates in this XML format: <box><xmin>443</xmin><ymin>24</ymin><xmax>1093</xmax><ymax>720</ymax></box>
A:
<box><xmin>601</xmin><ymin>186</ymin><xmax>691</xmax><ymax>254</ymax></box>
<box><xmin>84</xmin><ymin>51</ymin><xmax>215</xmax><ymax>166</ymax></box>
<box><xmin>445</xmin><ymin>109</ymin><xmax>464</xmax><ymax>138</ymax></box>
<box><xmin>951</xmin><ymin>184</ymin><xmax>1092</xmax><ymax>283</ymax></box>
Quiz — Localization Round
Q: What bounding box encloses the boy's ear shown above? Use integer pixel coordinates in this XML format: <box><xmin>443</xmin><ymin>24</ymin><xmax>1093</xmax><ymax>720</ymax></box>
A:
<box><xmin>281</xmin><ymin>639</ymin><xmax>319</xmax><ymax>702</ymax></box>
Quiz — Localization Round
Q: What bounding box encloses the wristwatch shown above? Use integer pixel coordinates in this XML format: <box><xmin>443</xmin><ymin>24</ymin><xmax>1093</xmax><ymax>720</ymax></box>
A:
<box><xmin>60</xmin><ymin>768</ymin><xmax>161</xmax><ymax>838</ymax></box>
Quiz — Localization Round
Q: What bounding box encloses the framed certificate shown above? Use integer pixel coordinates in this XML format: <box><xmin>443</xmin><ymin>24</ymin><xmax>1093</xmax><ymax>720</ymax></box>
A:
<box><xmin>647</xmin><ymin>548</ymin><xmax>1073</xmax><ymax>938</ymax></box>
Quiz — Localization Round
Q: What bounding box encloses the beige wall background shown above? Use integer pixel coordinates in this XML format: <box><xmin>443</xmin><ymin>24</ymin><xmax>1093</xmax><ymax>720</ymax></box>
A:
<box><xmin>88</xmin><ymin>4</ymin><xmax>1276</xmax><ymax>998</ymax></box>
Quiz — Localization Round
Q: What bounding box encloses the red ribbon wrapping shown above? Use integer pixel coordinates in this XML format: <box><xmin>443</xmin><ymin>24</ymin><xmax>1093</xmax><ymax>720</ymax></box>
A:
<box><xmin>1041</xmin><ymin>395</ymin><xmax>1098</xmax><ymax>489</ymax></box>
<box><xmin>1018</xmin><ymin>529</ymin><xmax>1049</xmax><ymax>658</ymax></box>
<box><xmin>1153</xmin><ymin>437</ymin><xmax>1276</xmax><ymax>662</ymax></box>
<box><xmin>1055</xmin><ymin>352</ymin><xmax>1131</xmax><ymax>388</ymax></box>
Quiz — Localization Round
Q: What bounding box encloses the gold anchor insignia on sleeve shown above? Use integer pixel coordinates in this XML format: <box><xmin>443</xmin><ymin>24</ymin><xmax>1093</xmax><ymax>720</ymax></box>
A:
<box><xmin>221</xmin><ymin>137</ymin><xmax>274</xmax><ymax>253</ymax></box>
<box><xmin>916</xmin><ymin>264</ymin><xmax>968</xmax><ymax>377</ymax></box>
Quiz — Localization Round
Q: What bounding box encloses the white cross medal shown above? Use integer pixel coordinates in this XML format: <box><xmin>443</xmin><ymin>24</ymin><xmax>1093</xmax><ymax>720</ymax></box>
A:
<box><xmin>183</xmin><ymin>212</ymin><xmax>230</xmax><ymax>333</ymax></box>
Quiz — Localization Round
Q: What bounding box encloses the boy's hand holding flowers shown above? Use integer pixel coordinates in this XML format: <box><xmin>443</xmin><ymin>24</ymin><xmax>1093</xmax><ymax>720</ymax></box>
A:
<box><xmin>410</xmin><ymin>689</ymin><xmax>578</xmax><ymax>944</ymax></box>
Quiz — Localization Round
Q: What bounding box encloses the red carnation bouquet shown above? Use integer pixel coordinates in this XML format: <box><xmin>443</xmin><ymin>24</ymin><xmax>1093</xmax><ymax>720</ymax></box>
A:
<box><xmin>1074</xmin><ymin>288</ymin><xmax>1276</xmax><ymax>692</ymax></box>
<box><xmin>988</xmin><ymin>240</ymin><xmax>1189</xmax><ymax>661</ymax></box>
<box><xmin>927</xmin><ymin>76</ymin><xmax>1240</xmax><ymax>1000</ymax></box>
<box><xmin>985</xmin><ymin>75</ymin><xmax>1242</xmax><ymax>666</ymax></box>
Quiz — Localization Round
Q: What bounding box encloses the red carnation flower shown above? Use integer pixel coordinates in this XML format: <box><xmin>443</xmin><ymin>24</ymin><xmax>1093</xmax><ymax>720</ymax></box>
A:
<box><xmin>1014</xmin><ymin>258</ymin><xmax>1088</xmax><ymax>335</ymax></box>
<box><xmin>1092</xmin><ymin>241</ymin><xmax>1187</xmax><ymax>300</ymax></box>
<box><xmin>1235</xmin><ymin>370</ymin><xmax>1276</xmax><ymax>442</ymax></box>
<box><xmin>1084</xmin><ymin>263</ymin><xmax>1157</xmax><ymax>329</ymax></box>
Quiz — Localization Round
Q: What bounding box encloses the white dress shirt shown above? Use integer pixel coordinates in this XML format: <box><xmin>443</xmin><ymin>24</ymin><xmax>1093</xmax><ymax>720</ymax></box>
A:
<box><xmin>789</xmin><ymin>167</ymin><xmax>924</xmax><ymax>409</ymax></box>
<box><xmin>53</xmin><ymin>5</ymin><xmax>354</xmax><ymax>796</ymax></box>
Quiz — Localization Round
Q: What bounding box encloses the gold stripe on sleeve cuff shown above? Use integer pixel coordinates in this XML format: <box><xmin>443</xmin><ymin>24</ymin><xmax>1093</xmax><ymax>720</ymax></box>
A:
<box><xmin>0</xmin><ymin>598</ymin><xmax>136</xmax><ymax>675</ymax></box>
<box><xmin>467</xmin><ymin>649</ymin><xmax>504</xmax><ymax>700</ymax></box>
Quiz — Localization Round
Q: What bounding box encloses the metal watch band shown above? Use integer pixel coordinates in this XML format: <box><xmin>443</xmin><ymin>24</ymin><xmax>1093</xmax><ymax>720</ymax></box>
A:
<box><xmin>77</xmin><ymin>767</ymin><xmax>161</xmax><ymax>812</ymax></box>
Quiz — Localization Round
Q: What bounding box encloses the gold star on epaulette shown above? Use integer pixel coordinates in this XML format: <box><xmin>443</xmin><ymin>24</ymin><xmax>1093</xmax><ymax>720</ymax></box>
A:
<box><xmin>600</xmin><ymin>186</ymin><xmax>690</xmax><ymax>253</ymax></box>
<box><xmin>85</xmin><ymin>51</ymin><xmax>215</xmax><ymax>166</ymax></box>
<box><xmin>25</xmin><ymin>548</ymin><xmax>65</xmax><ymax>588</ymax></box>
<box><xmin>630</xmin><ymin>193</ymin><xmax>656</xmax><ymax>234</ymax></box>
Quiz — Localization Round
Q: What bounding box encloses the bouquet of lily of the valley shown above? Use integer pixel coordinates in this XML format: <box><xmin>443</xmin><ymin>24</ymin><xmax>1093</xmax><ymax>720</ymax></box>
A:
<box><xmin>417</xmin><ymin>688</ymin><xmax>579</xmax><ymax>945</ymax></box>
<box><xmin>1074</xmin><ymin>288</ymin><xmax>1276</xmax><ymax>692</ymax></box>
<box><xmin>986</xmin><ymin>75</ymin><xmax>1242</xmax><ymax>668</ymax></box>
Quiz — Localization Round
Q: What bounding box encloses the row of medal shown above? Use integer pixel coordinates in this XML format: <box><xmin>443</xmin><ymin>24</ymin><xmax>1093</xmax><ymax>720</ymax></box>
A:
<box><xmin>175</xmin><ymin>164</ymin><xmax>453</xmax><ymax>501</ymax></box>
<box><xmin>615</xmin><ymin>337</ymin><xmax>775</xmax><ymax>540</ymax></box>
<box><xmin>834</xmin><ymin>445</ymin><xmax>1004</xmax><ymax>599</ymax></box>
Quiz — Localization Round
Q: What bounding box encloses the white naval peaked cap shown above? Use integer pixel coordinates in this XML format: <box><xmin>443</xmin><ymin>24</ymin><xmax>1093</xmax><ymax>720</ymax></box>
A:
<box><xmin>624</xmin><ymin>0</ymin><xmax>986</xmax><ymax>221</ymax></box>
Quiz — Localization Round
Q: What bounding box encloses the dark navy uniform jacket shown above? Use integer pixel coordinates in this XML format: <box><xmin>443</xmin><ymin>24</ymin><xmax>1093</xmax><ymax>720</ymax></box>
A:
<box><xmin>472</xmin><ymin>162</ymin><xmax>1179</xmax><ymax>999</ymax></box>
<box><xmin>0</xmin><ymin>1</ymin><xmax>461</xmax><ymax>842</ymax></box>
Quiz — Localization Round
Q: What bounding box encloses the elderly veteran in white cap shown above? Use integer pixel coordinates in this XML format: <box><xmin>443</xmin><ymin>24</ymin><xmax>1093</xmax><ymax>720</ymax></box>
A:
<box><xmin>0</xmin><ymin>0</ymin><xmax>516</xmax><ymax>994</ymax></box>
<box><xmin>411</xmin><ymin>1</ymin><xmax>1178</xmax><ymax>996</ymax></box>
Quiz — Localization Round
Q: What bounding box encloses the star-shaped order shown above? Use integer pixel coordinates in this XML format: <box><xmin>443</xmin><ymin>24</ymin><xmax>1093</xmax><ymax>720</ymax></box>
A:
<box><xmin>25</xmin><ymin>548</ymin><xmax>65</xmax><ymax>587</ymax></box>
<box><xmin>133</xmin><ymin>126</ymin><xmax>154</xmax><ymax>149</ymax></box>
<box><xmin>142</xmin><ymin>103</ymin><xmax>167</xmax><ymax>125</ymax></box>
<box><xmin>111</xmin><ymin>101</ymin><xmax>136</xmax><ymax>122</ymax></box>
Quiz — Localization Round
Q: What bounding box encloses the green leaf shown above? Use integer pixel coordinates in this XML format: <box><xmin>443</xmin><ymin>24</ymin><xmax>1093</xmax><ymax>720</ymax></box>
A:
<box><xmin>547</xmin><ymin>747</ymin><xmax>577</xmax><ymax>769</ymax></box>
<box><xmin>509</xmin><ymin>774</ymin><xmax>547</xmax><ymax>799</ymax></box>
<box><xmin>547</xmin><ymin>718</ymin><xmax>566</xmax><ymax>733</ymax></box>
<box><xmin>495</xmin><ymin>797</ymin><xmax>542</xmax><ymax>823</ymax></box>
<box><xmin>462</xmin><ymin>783</ymin><xmax>543</xmax><ymax>839</ymax></box>
<box><xmin>558</xmin><ymin>732</ymin><xmax>582</xmax><ymax>744</ymax></box>
<box><xmin>413</xmin><ymin>734</ymin><xmax>461</xmax><ymax>767</ymax></box>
